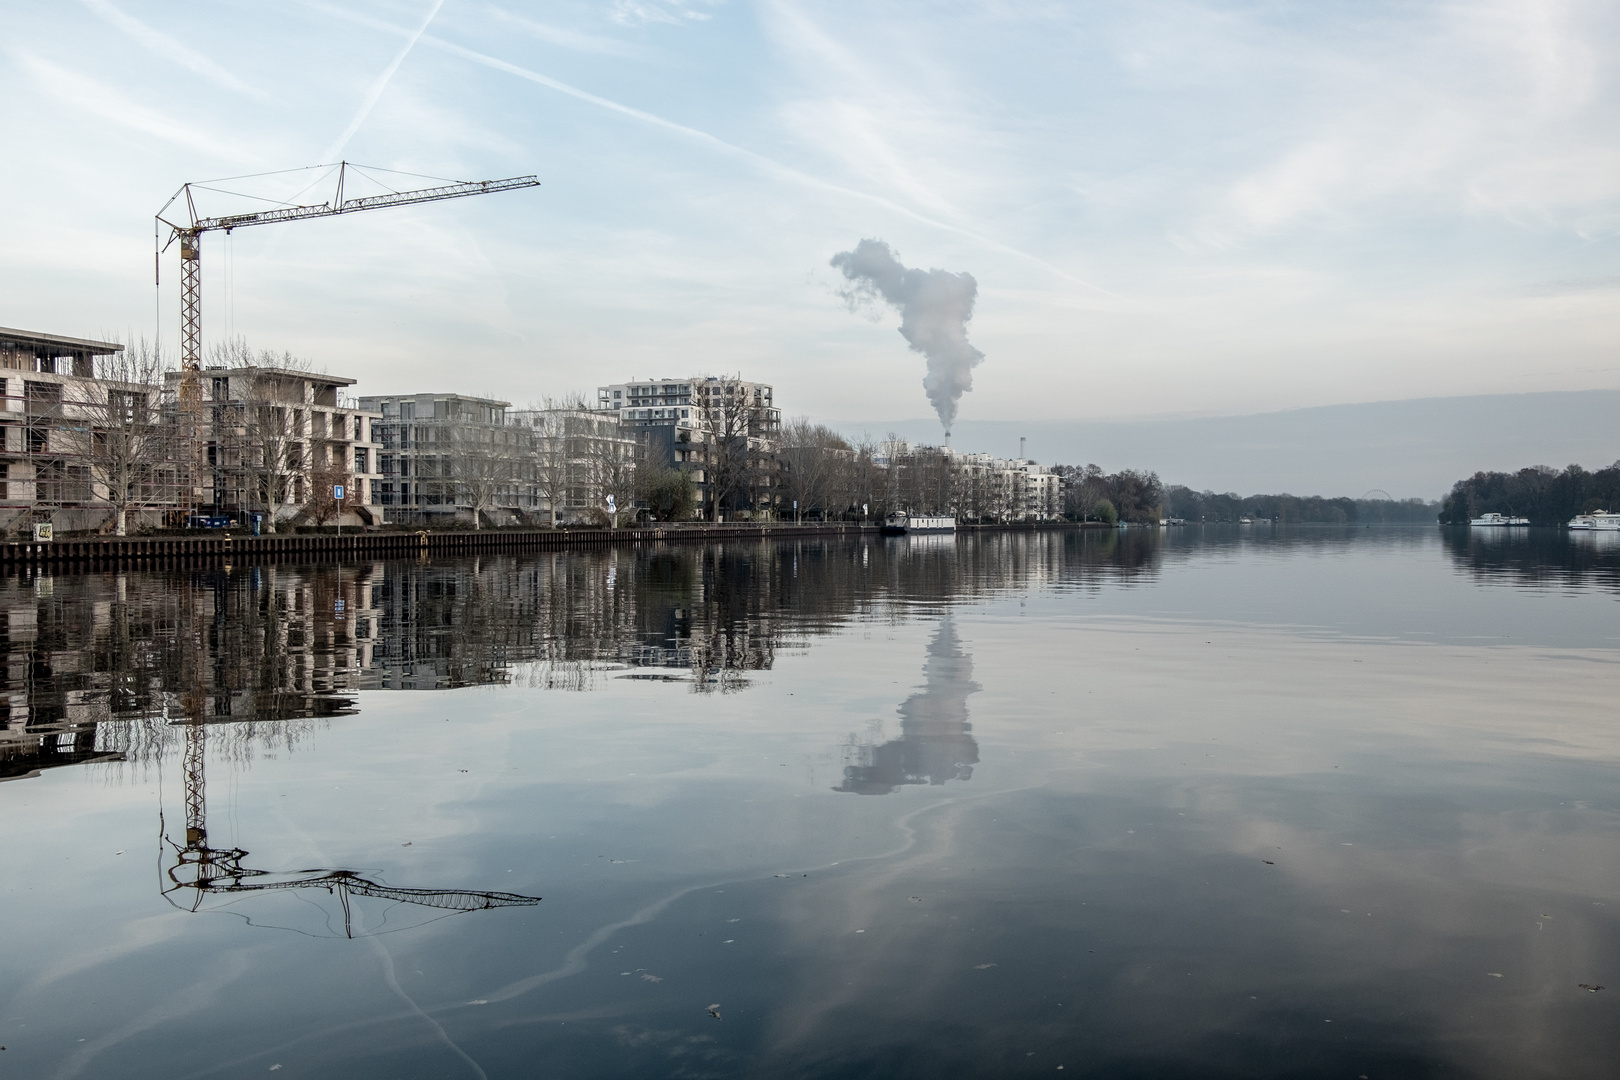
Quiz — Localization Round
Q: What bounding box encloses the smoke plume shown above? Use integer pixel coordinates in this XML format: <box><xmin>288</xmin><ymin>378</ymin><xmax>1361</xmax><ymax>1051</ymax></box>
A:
<box><xmin>831</xmin><ymin>239</ymin><xmax>984</xmax><ymax>435</ymax></box>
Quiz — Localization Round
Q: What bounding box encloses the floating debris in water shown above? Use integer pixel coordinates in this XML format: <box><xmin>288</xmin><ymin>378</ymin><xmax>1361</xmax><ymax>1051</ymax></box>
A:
<box><xmin>707</xmin><ymin>1004</ymin><xmax>723</xmax><ymax>1019</ymax></box>
<box><xmin>1578</xmin><ymin>984</ymin><xmax>1605</xmax><ymax>992</ymax></box>
<box><xmin>641</xmin><ymin>974</ymin><xmax>662</xmax><ymax>983</ymax></box>
<box><xmin>974</xmin><ymin>963</ymin><xmax>997</xmax><ymax>970</ymax></box>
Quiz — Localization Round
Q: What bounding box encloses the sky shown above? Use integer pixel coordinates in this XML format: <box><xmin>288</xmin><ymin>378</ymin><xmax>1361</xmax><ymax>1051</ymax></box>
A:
<box><xmin>3</xmin><ymin>0</ymin><xmax>1619</xmax><ymax>431</ymax></box>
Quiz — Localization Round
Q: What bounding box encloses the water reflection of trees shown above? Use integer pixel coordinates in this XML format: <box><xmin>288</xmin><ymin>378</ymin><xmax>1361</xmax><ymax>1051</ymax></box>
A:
<box><xmin>1440</xmin><ymin>528</ymin><xmax>1620</xmax><ymax>593</ymax></box>
<box><xmin>0</xmin><ymin>531</ymin><xmax>1165</xmax><ymax>778</ymax></box>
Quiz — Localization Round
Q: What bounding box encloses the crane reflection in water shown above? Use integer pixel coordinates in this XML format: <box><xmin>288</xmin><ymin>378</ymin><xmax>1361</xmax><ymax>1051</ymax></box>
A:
<box><xmin>160</xmin><ymin>715</ymin><xmax>538</xmax><ymax>938</ymax></box>
<box><xmin>836</xmin><ymin>615</ymin><xmax>980</xmax><ymax>795</ymax></box>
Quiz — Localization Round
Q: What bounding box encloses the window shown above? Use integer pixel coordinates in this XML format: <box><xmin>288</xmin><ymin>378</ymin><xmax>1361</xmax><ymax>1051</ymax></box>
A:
<box><xmin>399</xmin><ymin>401</ymin><xmax>415</xmax><ymax>421</ymax></box>
<box><xmin>355</xmin><ymin>448</ymin><xmax>368</xmax><ymax>474</ymax></box>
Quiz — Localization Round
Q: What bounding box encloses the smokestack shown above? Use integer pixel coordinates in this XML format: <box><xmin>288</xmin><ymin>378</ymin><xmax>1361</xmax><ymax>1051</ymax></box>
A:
<box><xmin>831</xmin><ymin>239</ymin><xmax>985</xmax><ymax>437</ymax></box>
<box><xmin>945</xmin><ymin>430</ymin><xmax>952</xmax><ymax>449</ymax></box>
<box><xmin>1019</xmin><ymin>436</ymin><xmax>1026</xmax><ymax>461</ymax></box>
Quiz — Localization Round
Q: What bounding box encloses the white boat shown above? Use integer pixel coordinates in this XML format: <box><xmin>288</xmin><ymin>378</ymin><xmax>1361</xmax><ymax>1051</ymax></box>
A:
<box><xmin>1471</xmin><ymin>513</ymin><xmax>1529</xmax><ymax>526</ymax></box>
<box><xmin>1568</xmin><ymin>511</ymin><xmax>1620</xmax><ymax>531</ymax></box>
<box><xmin>881</xmin><ymin>512</ymin><xmax>956</xmax><ymax>535</ymax></box>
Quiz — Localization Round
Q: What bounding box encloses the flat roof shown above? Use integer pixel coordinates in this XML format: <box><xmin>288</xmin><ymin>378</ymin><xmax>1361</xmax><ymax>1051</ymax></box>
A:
<box><xmin>357</xmin><ymin>393</ymin><xmax>511</xmax><ymax>407</ymax></box>
<box><xmin>0</xmin><ymin>327</ymin><xmax>123</xmax><ymax>354</ymax></box>
<box><xmin>185</xmin><ymin>365</ymin><xmax>357</xmax><ymax>386</ymax></box>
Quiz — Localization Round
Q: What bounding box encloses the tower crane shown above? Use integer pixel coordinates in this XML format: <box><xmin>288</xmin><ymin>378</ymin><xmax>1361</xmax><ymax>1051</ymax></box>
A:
<box><xmin>154</xmin><ymin>163</ymin><xmax>540</xmax><ymax>506</ymax></box>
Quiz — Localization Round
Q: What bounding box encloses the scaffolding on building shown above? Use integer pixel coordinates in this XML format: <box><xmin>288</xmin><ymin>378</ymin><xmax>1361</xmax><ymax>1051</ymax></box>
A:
<box><xmin>0</xmin><ymin>327</ymin><xmax>195</xmax><ymax>534</ymax></box>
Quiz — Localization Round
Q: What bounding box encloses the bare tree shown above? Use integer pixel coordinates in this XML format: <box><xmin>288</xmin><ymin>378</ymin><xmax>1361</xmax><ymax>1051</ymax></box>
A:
<box><xmin>304</xmin><ymin>456</ymin><xmax>352</xmax><ymax>526</ymax></box>
<box><xmin>209</xmin><ymin>341</ymin><xmax>316</xmax><ymax>534</ymax></box>
<box><xmin>526</xmin><ymin>393</ymin><xmax>592</xmax><ymax>526</ymax></box>
<box><xmin>778</xmin><ymin>418</ymin><xmax>851</xmax><ymax>522</ymax></box>
<box><xmin>1060</xmin><ymin>463</ymin><xmax>1108</xmax><ymax>521</ymax></box>
<box><xmin>588</xmin><ymin>424</ymin><xmax>641</xmax><ymax>526</ymax></box>
<box><xmin>691</xmin><ymin>376</ymin><xmax>778</xmax><ymax>521</ymax></box>
<box><xmin>83</xmin><ymin>337</ymin><xmax>172</xmax><ymax>536</ymax></box>
<box><xmin>448</xmin><ymin>418</ymin><xmax>523</xmax><ymax>529</ymax></box>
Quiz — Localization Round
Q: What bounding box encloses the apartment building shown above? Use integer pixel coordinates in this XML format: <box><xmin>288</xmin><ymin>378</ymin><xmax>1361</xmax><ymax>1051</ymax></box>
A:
<box><xmin>0</xmin><ymin>327</ymin><xmax>186</xmax><ymax>534</ymax></box>
<box><xmin>596</xmin><ymin>376</ymin><xmax>781</xmax><ymax>519</ymax></box>
<box><xmin>358</xmin><ymin>393</ymin><xmax>527</xmax><ymax>525</ymax></box>
<box><xmin>507</xmin><ymin>405</ymin><xmax>639</xmax><ymax>524</ymax></box>
<box><xmin>169</xmin><ymin>365</ymin><xmax>385</xmax><ymax>528</ymax></box>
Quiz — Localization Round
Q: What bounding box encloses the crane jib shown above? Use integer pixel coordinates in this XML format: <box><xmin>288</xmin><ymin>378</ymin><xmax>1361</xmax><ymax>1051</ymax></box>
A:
<box><xmin>189</xmin><ymin>175</ymin><xmax>541</xmax><ymax>235</ymax></box>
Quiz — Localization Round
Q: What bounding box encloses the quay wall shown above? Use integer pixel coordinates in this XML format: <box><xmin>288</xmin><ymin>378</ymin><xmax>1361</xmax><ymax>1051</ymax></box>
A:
<box><xmin>0</xmin><ymin>521</ymin><xmax>1108</xmax><ymax>573</ymax></box>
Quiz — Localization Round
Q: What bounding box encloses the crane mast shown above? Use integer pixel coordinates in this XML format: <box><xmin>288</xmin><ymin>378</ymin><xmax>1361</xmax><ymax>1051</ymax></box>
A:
<box><xmin>155</xmin><ymin>163</ymin><xmax>540</xmax><ymax>510</ymax></box>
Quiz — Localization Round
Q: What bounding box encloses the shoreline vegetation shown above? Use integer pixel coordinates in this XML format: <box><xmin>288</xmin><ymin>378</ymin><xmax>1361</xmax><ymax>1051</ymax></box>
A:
<box><xmin>1438</xmin><ymin>461</ymin><xmax>1620</xmax><ymax>526</ymax></box>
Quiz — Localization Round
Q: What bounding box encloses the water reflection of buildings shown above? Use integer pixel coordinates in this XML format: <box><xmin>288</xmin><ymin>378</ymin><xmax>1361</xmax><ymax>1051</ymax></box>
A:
<box><xmin>836</xmin><ymin>616</ymin><xmax>980</xmax><ymax>795</ymax></box>
<box><xmin>0</xmin><ymin>531</ymin><xmax>1160</xmax><ymax>781</ymax></box>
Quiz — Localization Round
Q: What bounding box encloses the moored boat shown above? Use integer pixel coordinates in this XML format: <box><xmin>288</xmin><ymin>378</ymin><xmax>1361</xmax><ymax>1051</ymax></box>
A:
<box><xmin>1471</xmin><ymin>513</ymin><xmax>1530</xmax><ymax>526</ymax></box>
<box><xmin>882</xmin><ymin>512</ymin><xmax>956</xmax><ymax>535</ymax></box>
<box><xmin>1568</xmin><ymin>511</ymin><xmax>1620</xmax><ymax>531</ymax></box>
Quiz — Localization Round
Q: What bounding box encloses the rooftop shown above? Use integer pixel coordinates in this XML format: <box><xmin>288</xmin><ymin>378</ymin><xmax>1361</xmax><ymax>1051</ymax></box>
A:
<box><xmin>0</xmin><ymin>327</ymin><xmax>123</xmax><ymax>355</ymax></box>
<box><xmin>194</xmin><ymin>365</ymin><xmax>357</xmax><ymax>386</ymax></box>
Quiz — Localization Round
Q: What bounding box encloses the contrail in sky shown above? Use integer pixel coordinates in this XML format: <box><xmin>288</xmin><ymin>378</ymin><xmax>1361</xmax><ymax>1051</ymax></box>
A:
<box><xmin>322</xmin><ymin>0</ymin><xmax>446</xmax><ymax>163</ymax></box>
<box><xmin>297</xmin><ymin>0</ymin><xmax>1115</xmax><ymax>295</ymax></box>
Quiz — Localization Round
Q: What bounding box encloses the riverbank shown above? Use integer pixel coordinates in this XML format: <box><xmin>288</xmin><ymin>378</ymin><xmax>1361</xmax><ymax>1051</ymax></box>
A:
<box><xmin>0</xmin><ymin>520</ymin><xmax>1112</xmax><ymax>572</ymax></box>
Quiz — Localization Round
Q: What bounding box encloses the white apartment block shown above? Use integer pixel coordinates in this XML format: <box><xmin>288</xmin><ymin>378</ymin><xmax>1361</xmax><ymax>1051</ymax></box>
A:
<box><xmin>597</xmin><ymin>376</ymin><xmax>782</xmax><ymax>516</ymax></box>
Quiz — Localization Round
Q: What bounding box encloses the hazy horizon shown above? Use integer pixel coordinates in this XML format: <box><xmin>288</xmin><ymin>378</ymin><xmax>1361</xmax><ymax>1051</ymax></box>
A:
<box><xmin>834</xmin><ymin>388</ymin><xmax>1620</xmax><ymax>500</ymax></box>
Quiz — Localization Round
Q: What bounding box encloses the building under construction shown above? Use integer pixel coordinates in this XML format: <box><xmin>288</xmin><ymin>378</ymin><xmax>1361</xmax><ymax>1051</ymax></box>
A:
<box><xmin>0</xmin><ymin>325</ymin><xmax>389</xmax><ymax>534</ymax></box>
<box><xmin>167</xmin><ymin>364</ymin><xmax>385</xmax><ymax>529</ymax></box>
<box><xmin>0</xmin><ymin>326</ymin><xmax>189</xmax><ymax>534</ymax></box>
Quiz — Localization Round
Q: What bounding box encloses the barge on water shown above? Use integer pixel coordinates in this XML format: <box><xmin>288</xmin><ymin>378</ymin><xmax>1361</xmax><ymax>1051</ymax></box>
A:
<box><xmin>882</xmin><ymin>512</ymin><xmax>957</xmax><ymax>535</ymax></box>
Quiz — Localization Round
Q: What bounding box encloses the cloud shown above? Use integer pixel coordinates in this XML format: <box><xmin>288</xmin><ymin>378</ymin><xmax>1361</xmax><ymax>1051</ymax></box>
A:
<box><xmin>296</xmin><ymin>0</ymin><xmax>1105</xmax><ymax>291</ymax></box>
<box><xmin>77</xmin><ymin>0</ymin><xmax>268</xmax><ymax>100</ymax></box>
<box><xmin>11</xmin><ymin>52</ymin><xmax>257</xmax><ymax>163</ymax></box>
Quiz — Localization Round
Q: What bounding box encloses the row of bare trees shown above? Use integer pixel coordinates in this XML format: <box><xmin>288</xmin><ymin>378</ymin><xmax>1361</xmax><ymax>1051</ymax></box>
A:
<box><xmin>776</xmin><ymin>426</ymin><xmax>1040</xmax><ymax>521</ymax></box>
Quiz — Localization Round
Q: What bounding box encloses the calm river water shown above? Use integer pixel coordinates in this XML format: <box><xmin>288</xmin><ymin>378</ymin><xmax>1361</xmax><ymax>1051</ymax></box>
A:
<box><xmin>1</xmin><ymin>526</ymin><xmax>1616</xmax><ymax>1078</ymax></box>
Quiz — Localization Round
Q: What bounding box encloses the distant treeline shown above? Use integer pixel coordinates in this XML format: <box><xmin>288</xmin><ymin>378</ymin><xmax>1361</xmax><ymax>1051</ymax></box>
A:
<box><xmin>1165</xmin><ymin>487</ymin><xmax>1438</xmax><ymax>524</ymax></box>
<box><xmin>1438</xmin><ymin>462</ymin><xmax>1620</xmax><ymax>526</ymax></box>
<box><xmin>1058</xmin><ymin>465</ymin><xmax>1438</xmax><ymax>524</ymax></box>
